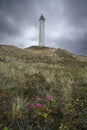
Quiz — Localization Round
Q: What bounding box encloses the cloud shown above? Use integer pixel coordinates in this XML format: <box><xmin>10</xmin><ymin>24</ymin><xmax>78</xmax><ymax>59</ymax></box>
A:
<box><xmin>0</xmin><ymin>0</ymin><xmax>87</xmax><ymax>55</ymax></box>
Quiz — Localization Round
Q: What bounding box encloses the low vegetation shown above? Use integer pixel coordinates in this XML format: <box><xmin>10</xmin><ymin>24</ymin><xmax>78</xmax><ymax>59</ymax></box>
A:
<box><xmin>0</xmin><ymin>45</ymin><xmax>87</xmax><ymax>130</ymax></box>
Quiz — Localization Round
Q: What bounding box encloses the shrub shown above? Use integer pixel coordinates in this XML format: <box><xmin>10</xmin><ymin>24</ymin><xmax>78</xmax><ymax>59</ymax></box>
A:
<box><xmin>28</xmin><ymin>95</ymin><xmax>62</xmax><ymax>130</ymax></box>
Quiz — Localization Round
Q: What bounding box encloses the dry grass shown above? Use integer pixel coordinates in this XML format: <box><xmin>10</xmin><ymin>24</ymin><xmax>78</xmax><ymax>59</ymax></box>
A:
<box><xmin>0</xmin><ymin>45</ymin><xmax>87</xmax><ymax>130</ymax></box>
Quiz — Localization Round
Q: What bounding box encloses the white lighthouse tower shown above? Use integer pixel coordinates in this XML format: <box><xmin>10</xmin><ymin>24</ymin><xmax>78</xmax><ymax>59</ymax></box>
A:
<box><xmin>39</xmin><ymin>15</ymin><xmax>45</xmax><ymax>46</ymax></box>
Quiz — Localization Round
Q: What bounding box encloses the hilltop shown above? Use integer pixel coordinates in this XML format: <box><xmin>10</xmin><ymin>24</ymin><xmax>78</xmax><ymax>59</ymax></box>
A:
<box><xmin>0</xmin><ymin>45</ymin><xmax>87</xmax><ymax>63</ymax></box>
<box><xmin>0</xmin><ymin>45</ymin><xmax>87</xmax><ymax>130</ymax></box>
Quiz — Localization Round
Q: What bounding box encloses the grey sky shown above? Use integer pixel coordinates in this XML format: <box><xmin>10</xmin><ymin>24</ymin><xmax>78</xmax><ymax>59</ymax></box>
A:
<box><xmin>0</xmin><ymin>0</ymin><xmax>87</xmax><ymax>55</ymax></box>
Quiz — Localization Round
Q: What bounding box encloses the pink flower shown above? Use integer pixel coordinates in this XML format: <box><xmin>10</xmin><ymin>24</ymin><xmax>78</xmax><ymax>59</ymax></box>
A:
<box><xmin>47</xmin><ymin>96</ymin><xmax>51</xmax><ymax>101</ymax></box>
<box><xmin>29</xmin><ymin>103</ymin><xmax>33</xmax><ymax>109</ymax></box>
<box><xmin>36</xmin><ymin>103</ymin><xmax>42</xmax><ymax>108</ymax></box>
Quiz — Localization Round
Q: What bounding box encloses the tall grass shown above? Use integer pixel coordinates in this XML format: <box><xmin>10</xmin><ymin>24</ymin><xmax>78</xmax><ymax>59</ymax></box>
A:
<box><xmin>0</xmin><ymin>46</ymin><xmax>87</xmax><ymax>130</ymax></box>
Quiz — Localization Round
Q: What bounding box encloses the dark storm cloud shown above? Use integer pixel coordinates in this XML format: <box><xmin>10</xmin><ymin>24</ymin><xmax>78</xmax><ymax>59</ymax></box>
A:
<box><xmin>64</xmin><ymin>0</ymin><xmax>87</xmax><ymax>23</ymax></box>
<box><xmin>65</xmin><ymin>0</ymin><xmax>87</xmax><ymax>55</ymax></box>
<box><xmin>0</xmin><ymin>0</ymin><xmax>87</xmax><ymax>55</ymax></box>
<box><xmin>52</xmin><ymin>35</ymin><xmax>87</xmax><ymax>55</ymax></box>
<box><xmin>0</xmin><ymin>0</ymin><xmax>36</xmax><ymax>35</ymax></box>
<box><xmin>46</xmin><ymin>0</ymin><xmax>87</xmax><ymax>55</ymax></box>
<box><xmin>0</xmin><ymin>0</ymin><xmax>39</xmax><ymax>46</ymax></box>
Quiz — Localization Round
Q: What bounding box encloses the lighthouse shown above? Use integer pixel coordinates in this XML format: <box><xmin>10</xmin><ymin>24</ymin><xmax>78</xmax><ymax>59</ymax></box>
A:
<box><xmin>39</xmin><ymin>15</ymin><xmax>45</xmax><ymax>46</ymax></box>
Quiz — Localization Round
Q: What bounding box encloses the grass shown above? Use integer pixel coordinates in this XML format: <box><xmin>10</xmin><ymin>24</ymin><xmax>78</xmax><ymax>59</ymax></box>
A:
<box><xmin>0</xmin><ymin>45</ymin><xmax>87</xmax><ymax>130</ymax></box>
